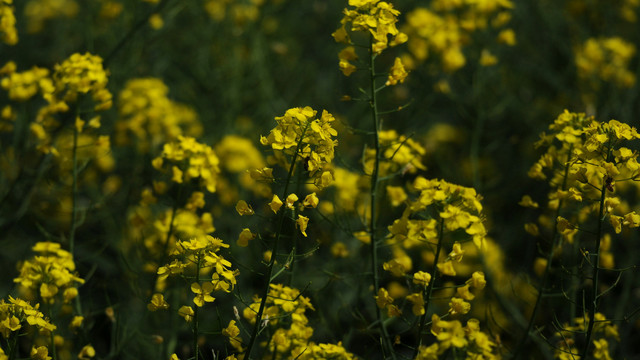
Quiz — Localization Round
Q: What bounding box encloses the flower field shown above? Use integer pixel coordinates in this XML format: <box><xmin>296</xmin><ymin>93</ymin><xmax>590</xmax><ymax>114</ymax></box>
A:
<box><xmin>1</xmin><ymin>0</ymin><xmax>640</xmax><ymax>359</ymax></box>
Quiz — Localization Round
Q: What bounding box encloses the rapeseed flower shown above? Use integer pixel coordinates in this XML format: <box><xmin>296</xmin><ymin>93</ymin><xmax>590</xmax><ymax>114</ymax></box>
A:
<box><xmin>14</xmin><ymin>242</ymin><xmax>84</xmax><ymax>304</ymax></box>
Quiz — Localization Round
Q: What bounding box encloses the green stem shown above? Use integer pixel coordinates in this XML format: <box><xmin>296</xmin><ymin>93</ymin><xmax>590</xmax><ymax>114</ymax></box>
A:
<box><xmin>8</xmin><ymin>332</ymin><xmax>18</xmax><ymax>360</ymax></box>
<box><xmin>47</xmin><ymin>306</ymin><xmax>58</xmax><ymax>360</ymax></box>
<box><xmin>512</xmin><ymin>145</ymin><xmax>573</xmax><ymax>359</ymax></box>
<box><xmin>412</xmin><ymin>218</ymin><xmax>445</xmax><ymax>359</ymax></box>
<box><xmin>69</xmin><ymin>122</ymin><xmax>79</xmax><ymax>256</ymax></box>
<box><xmin>149</xmin><ymin>201</ymin><xmax>179</xmax><ymax>295</ymax></box>
<box><xmin>244</xmin><ymin>125</ymin><xmax>309</xmax><ymax>359</ymax></box>
<box><xmin>193</xmin><ymin>254</ymin><xmax>201</xmax><ymax>360</ymax></box>
<box><xmin>286</xmin><ymin>164</ymin><xmax>305</xmax><ymax>287</ymax></box>
<box><xmin>70</xmin><ymin>119</ymin><xmax>85</xmax><ymax>319</ymax></box>
<box><xmin>580</xmin><ymin>179</ymin><xmax>608</xmax><ymax>358</ymax></box>
<box><xmin>367</xmin><ymin>35</ymin><xmax>396</xmax><ymax>360</ymax></box>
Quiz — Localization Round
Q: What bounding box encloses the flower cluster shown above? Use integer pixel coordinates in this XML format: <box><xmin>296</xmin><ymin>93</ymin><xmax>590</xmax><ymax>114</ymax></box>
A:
<box><xmin>415</xmin><ymin>317</ymin><xmax>501</xmax><ymax>359</ymax></box>
<box><xmin>215</xmin><ymin>135</ymin><xmax>271</xmax><ymax>202</ymax></box>
<box><xmin>204</xmin><ymin>0</ymin><xmax>263</xmax><ymax>28</ymax></box>
<box><xmin>333</xmin><ymin>0</ymin><xmax>407</xmax><ymax>54</ymax></box>
<box><xmin>297</xmin><ymin>342</ymin><xmax>356</xmax><ymax>360</ymax></box>
<box><xmin>243</xmin><ymin>284</ymin><xmax>355</xmax><ymax>359</ymax></box>
<box><xmin>50</xmin><ymin>52</ymin><xmax>112</xmax><ymax>111</ymax></box>
<box><xmin>154</xmin><ymin>235</ymin><xmax>237</xmax><ymax>309</ymax></box>
<box><xmin>388</xmin><ymin>177</ymin><xmax>486</xmax><ymax>250</ymax></box>
<box><xmin>0</xmin><ymin>296</ymin><xmax>56</xmax><ymax>338</ymax></box>
<box><xmin>552</xmin><ymin>313</ymin><xmax>619</xmax><ymax>360</ymax></box>
<box><xmin>24</xmin><ymin>0</ymin><xmax>79</xmax><ymax>33</ymax></box>
<box><xmin>403</xmin><ymin>0</ymin><xmax>515</xmax><ymax>73</ymax></box>
<box><xmin>260</xmin><ymin>106</ymin><xmax>337</xmax><ymax>188</ymax></box>
<box><xmin>363</xmin><ymin>130</ymin><xmax>427</xmax><ymax>177</ymax></box>
<box><xmin>0</xmin><ymin>299</ymin><xmax>54</xmax><ymax>338</ymax></box>
<box><xmin>575</xmin><ymin>36</ymin><xmax>636</xmax><ymax>89</ymax></box>
<box><xmin>126</xmin><ymin>200</ymin><xmax>215</xmax><ymax>268</ymax></box>
<box><xmin>0</xmin><ymin>0</ymin><xmax>17</xmax><ymax>45</ymax></box>
<box><xmin>13</xmin><ymin>242</ymin><xmax>84</xmax><ymax>304</ymax></box>
<box><xmin>523</xmin><ymin>110</ymin><xmax>640</xmax><ymax>359</ymax></box>
<box><xmin>115</xmin><ymin>78</ymin><xmax>203</xmax><ymax>152</ymax></box>
<box><xmin>527</xmin><ymin>110</ymin><xmax>640</xmax><ymax>242</ymax></box>
<box><xmin>0</xmin><ymin>63</ymin><xmax>53</xmax><ymax>101</ymax></box>
<box><xmin>29</xmin><ymin>52</ymin><xmax>112</xmax><ymax>155</ymax></box>
<box><xmin>333</xmin><ymin>0</ymin><xmax>409</xmax><ymax>84</ymax></box>
<box><xmin>152</xmin><ymin>136</ymin><xmax>221</xmax><ymax>193</ymax></box>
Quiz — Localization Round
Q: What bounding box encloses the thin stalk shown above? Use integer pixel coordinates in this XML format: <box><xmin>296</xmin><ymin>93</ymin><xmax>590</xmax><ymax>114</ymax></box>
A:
<box><xmin>287</xmin><ymin>163</ymin><xmax>305</xmax><ymax>286</ymax></box>
<box><xmin>47</xmin><ymin>306</ymin><xmax>58</xmax><ymax>360</ymax></box>
<box><xmin>69</xmin><ymin>123</ymin><xmax>79</xmax><ymax>256</ymax></box>
<box><xmin>244</xmin><ymin>124</ymin><xmax>309</xmax><ymax>359</ymax></box>
<box><xmin>580</xmin><ymin>179</ymin><xmax>608</xmax><ymax>357</ymax></box>
<box><xmin>193</xmin><ymin>254</ymin><xmax>201</xmax><ymax>360</ymax></box>
<box><xmin>512</xmin><ymin>145</ymin><xmax>573</xmax><ymax>359</ymax></box>
<box><xmin>70</xmin><ymin>120</ymin><xmax>85</xmax><ymax>319</ymax></box>
<box><xmin>150</xmin><ymin>201</ymin><xmax>179</xmax><ymax>295</ymax></box>
<box><xmin>367</xmin><ymin>35</ymin><xmax>396</xmax><ymax>360</ymax></box>
<box><xmin>411</xmin><ymin>218</ymin><xmax>445</xmax><ymax>359</ymax></box>
<box><xmin>580</xmin><ymin>143</ymin><xmax>613</xmax><ymax>358</ymax></box>
<box><xmin>7</xmin><ymin>334</ymin><xmax>17</xmax><ymax>360</ymax></box>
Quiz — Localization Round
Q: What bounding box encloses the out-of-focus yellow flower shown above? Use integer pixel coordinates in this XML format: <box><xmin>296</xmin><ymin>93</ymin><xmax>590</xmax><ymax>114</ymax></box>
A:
<box><xmin>386</xmin><ymin>57</ymin><xmax>409</xmax><ymax>86</ymax></box>
<box><xmin>149</xmin><ymin>13</ymin><xmax>163</xmax><ymax>29</ymax></box>
<box><xmin>237</xmin><ymin>228</ymin><xmax>255</xmax><ymax>247</ymax></box>
<box><xmin>147</xmin><ymin>293</ymin><xmax>170</xmax><ymax>311</ymax></box>
<box><xmin>235</xmin><ymin>200</ymin><xmax>254</xmax><ymax>215</ymax></box>
<box><xmin>78</xmin><ymin>345</ymin><xmax>96</xmax><ymax>359</ymax></box>
<box><xmin>178</xmin><ymin>306</ymin><xmax>194</xmax><ymax>322</ymax></box>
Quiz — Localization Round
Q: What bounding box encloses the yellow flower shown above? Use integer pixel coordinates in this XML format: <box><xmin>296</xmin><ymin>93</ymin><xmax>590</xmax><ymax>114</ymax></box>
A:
<box><xmin>235</xmin><ymin>200</ymin><xmax>254</xmax><ymax>215</ymax></box>
<box><xmin>533</xmin><ymin>257</ymin><xmax>547</xmax><ymax>277</ymax></box>
<box><xmin>285</xmin><ymin>193</ymin><xmax>298</xmax><ymax>209</ymax></box>
<box><xmin>468</xmin><ymin>271</ymin><xmax>486</xmax><ymax>289</ymax></box>
<box><xmin>296</xmin><ymin>215</ymin><xmax>310</xmax><ymax>237</ymax></box>
<box><xmin>147</xmin><ymin>293</ymin><xmax>170</xmax><ymax>311</ymax></box>
<box><xmin>386</xmin><ymin>57</ymin><xmax>409</xmax><ymax>86</ymax></box>
<box><xmin>338</xmin><ymin>46</ymin><xmax>358</xmax><ymax>76</ymax></box>
<box><xmin>448</xmin><ymin>241</ymin><xmax>465</xmax><ymax>262</ymax></box>
<box><xmin>448</xmin><ymin>297</ymin><xmax>471</xmax><ymax>315</ymax></box>
<box><xmin>437</xmin><ymin>260</ymin><xmax>456</xmax><ymax>276</ymax></box>
<box><xmin>386</xmin><ymin>186</ymin><xmax>407</xmax><ymax>207</ymax></box>
<box><xmin>556</xmin><ymin>216</ymin><xmax>573</xmax><ymax>233</ymax></box>
<box><xmin>456</xmin><ymin>285</ymin><xmax>475</xmax><ymax>301</ymax></box>
<box><xmin>78</xmin><ymin>345</ymin><xmax>96</xmax><ymax>359</ymax></box>
<box><xmin>149</xmin><ymin>13</ymin><xmax>163</xmax><ymax>29</ymax></box>
<box><xmin>374</xmin><ymin>288</ymin><xmax>393</xmax><ymax>309</ymax></box>
<box><xmin>330</xmin><ymin>242</ymin><xmax>350</xmax><ymax>258</ymax></box>
<box><xmin>191</xmin><ymin>282</ymin><xmax>215</xmax><ymax>307</ymax></box>
<box><xmin>412</xmin><ymin>271</ymin><xmax>431</xmax><ymax>287</ymax></box>
<box><xmin>237</xmin><ymin>228</ymin><xmax>255</xmax><ymax>247</ymax></box>
<box><xmin>69</xmin><ymin>316</ymin><xmax>84</xmax><ymax>330</ymax></box>
<box><xmin>518</xmin><ymin>195</ymin><xmax>539</xmax><ymax>208</ymax></box>
<box><xmin>222</xmin><ymin>320</ymin><xmax>240</xmax><ymax>338</ymax></box>
<box><xmin>302</xmin><ymin>192</ymin><xmax>319</xmax><ymax>208</ymax></box>
<box><xmin>406</xmin><ymin>292</ymin><xmax>425</xmax><ymax>316</ymax></box>
<box><xmin>593</xmin><ymin>338</ymin><xmax>612</xmax><ymax>360</ymax></box>
<box><xmin>497</xmin><ymin>28</ymin><xmax>516</xmax><ymax>46</ymax></box>
<box><xmin>479</xmin><ymin>49</ymin><xmax>498</xmax><ymax>66</ymax></box>
<box><xmin>269</xmin><ymin>195</ymin><xmax>283</xmax><ymax>213</ymax></box>
<box><xmin>30</xmin><ymin>346</ymin><xmax>51</xmax><ymax>360</ymax></box>
<box><xmin>525</xmin><ymin>223</ymin><xmax>539</xmax><ymax>236</ymax></box>
<box><xmin>178</xmin><ymin>306</ymin><xmax>194</xmax><ymax>322</ymax></box>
